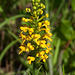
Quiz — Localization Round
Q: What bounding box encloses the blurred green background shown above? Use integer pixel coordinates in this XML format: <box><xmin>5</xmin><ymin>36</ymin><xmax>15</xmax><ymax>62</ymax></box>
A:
<box><xmin>0</xmin><ymin>0</ymin><xmax>75</xmax><ymax>75</ymax></box>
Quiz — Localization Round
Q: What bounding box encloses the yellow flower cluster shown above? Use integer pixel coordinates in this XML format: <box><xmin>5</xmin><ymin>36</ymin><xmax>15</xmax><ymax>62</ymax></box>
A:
<box><xmin>19</xmin><ymin>0</ymin><xmax>52</xmax><ymax>64</ymax></box>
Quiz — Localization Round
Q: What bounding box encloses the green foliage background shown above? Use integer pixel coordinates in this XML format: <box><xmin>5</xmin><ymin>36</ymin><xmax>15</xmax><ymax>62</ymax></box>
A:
<box><xmin>0</xmin><ymin>0</ymin><xmax>75</xmax><ymax>75</ymax></box>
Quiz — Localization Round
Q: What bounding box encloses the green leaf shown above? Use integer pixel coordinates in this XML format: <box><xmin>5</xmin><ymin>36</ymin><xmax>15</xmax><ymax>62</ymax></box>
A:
<box><xmin>53</xmin><ymin>39</ymin><xmax>61</xmax><ymax>66</ymax></box>
<box><xmin>0</xmin><ymin>40</ymin><xmax>17</xmax><ymax>62</ymax></box>
<box><xmin>61</xmin><ymin>20</ymin><xmax>75</xmax><ymax>40</ymax></box>
<box><xmin>71</xmin><ymin>0</ymin><xmax>75</xmax><ymax>11</ymax></box>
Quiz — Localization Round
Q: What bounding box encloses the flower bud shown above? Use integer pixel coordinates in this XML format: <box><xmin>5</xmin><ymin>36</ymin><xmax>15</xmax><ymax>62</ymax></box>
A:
<box><xmin>33</xmin><ymin>11</ymin><xmax>36</xmax><ymax>15</ymax></box>
<box><xmin>38</xmin><ymin>22</ymin><xmax>42</xmax><ymax>27</ymax></box>
<box><xmin>36</xmin><ymin>0</ymin><xmax>40</xmax><ymax>3</ymax></box>
<box><xmin>33</xmin><ymin>6</ymin><xmax>37</xmax><ymax>10</ymax></box>
<box><xmin>35</xmin><ymin>2</ymin><xmax>38</xmax><ymax>6</ymax></box>
<box><xmin>40</xmin><ymin>3</ymin><xmax>45</xmax><ymax>9</ymax></box>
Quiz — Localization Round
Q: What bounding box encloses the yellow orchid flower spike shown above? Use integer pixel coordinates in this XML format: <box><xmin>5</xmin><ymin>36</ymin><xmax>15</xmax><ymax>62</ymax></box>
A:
<box><xmin>19</xmin><ymin>0</ymin><xmax>52</xmax><ymax>64</ymax></box>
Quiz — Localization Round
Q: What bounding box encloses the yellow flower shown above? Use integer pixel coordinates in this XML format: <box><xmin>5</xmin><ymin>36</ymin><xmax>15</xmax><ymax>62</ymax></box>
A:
<box><xmin>36</xmin><ymin>51</ymin><xmax>45</xmax><ymax>57</ymax></box>
<box><xmin>36</xmin><ymin>40</ymin><xmax>47</xmax><ymax>48</ymax></box>
<box><xmin>48</xmin><ymin>33</ymin><xmax>52</xmax><ymax>37</ymax></box>
<box><xmin>25</xmin><ymin>47</ymin><xmax>29</xmax><ymax>52</ymax></box>
<box><xmin>37</xmin><ymin>9</ymin><xmax>43</xmax><ymax>14</ymax></box>
<box><xmin>19</xmin><ymin>46</ymin><xmax>26</xmax><ymax>54</ymax></box>
<box><xmin>22</xmin><ymin>17</ymin><xmax>25</xmax><ymax>21</ymax></box>
<box><xmin>36</xmin><ymin>53</ymin><xmax>39</xmax><ymax>57</ymax></box>
<box><xmin>40</xmin><ymin>40</ymin><xmax>46</xmax><ymax>44</ymax></box>
<box><xmin>25</xmin><ymin>19</ymin><xmax>29</xmax><ymax>22</ymax></box>
<box><xmin>31</xmin><ymin>34</ymin><xmax>41</xmax><ymax>42</ymax></box>
<box><xmin>40</xmin><ymin>10</ymin><xmax>43</xmax><ymax>14</ymax></box>
<box><xmin>23</xmin><ymin>43</ymin><xmax>34</xmax><ymax>52</ymax></box>
<box><xmin>29</xmin><ymin>28</ymin><xmax>34</xmax><ymax>35</ymax></box>
<box><xmin>40</xmin><ymin>3</ymin><xmax>45</xmax><ymax>9</ymax></box>
<box><xmin>45</xmin><ymin>48</ymin><xmax>52</xmax><ymax>53</ymax></box>
<box><xmin>19</xmin><ymin>33</ymin><xmax>32</xmax><ymax>43</ymax></box>
<box><xmin>39</xmin><ymin>51</ymin><xmax>45</xmax><ymax>56</ymax></box>
<box><xmin>40</xmin><ymin>43</ymin><xmax>47</xmax><ymax>48</ymax></box>
<box><xmin>38</xmin><ymin>22</ymin><xmax>42</xmax><ymax>27</ymax></box>
<box><xmin>27</xmin><ymin>56</ymin><xmax>35</xmax><ymax>64</ymax></box>
<box><xmin>27</xmin><ymin>43</ymin><xmax>34</xmax><ymax>50</ymax></box>
<box><xmin>27</xmin><ymin>43</ymin><xmax>32</xmax><ymax>47</ymax></box>
<box><xmin>47</xmin><ymin>43</ymin><xmax>51</xmax><ymax>47</ymax></box>
<box><xmin>19</xmin><ymin>33</ymin><xmax>26</xmax><ymax>40</ymax></box>
<box><xmin>43</xmin><ymin>34</ymin><xmax>52</xmax><ymax>41</ymax></box>
<box><xmin>22</xmin><ymin>17</ymin><xmax>29</xmax><ymax>22</ymax></box>
<box><xmin>27</xmin><ymin>36</ymin><xmax>32</xmax><ymax>41</ymax></box>
<box><xmin>41</xmin><ymin>54</ymin><xmax>48</xmax><ymax>62</ymax></box>
<box><xmin>25</xmin><ymin>8</ymin><xmax>31</xmax><ymax>12</ymax></box>
<box><xmin>45</xmin><ymin>13</ymin><xmax>49</xmax><ymax>18</ymax></box>
<box><xmin>45</xmin><ymin>28</ymin><xmax>50</xmax><ymax>33</ymax></box>
<box><xmin>20</xmin><ymin>26</ymin><xmax>29</xmax><ymax>32</ymax></box>
<box><xmin>40</xmin><ymin>40</ymin><xmax>47</xmax><ymax>48</ymax></box>
<box><xmin>36</xmin><ymin>40</ymin><xmax>46</xmax><ymax>45</ymax></box>
<box><xmin>44</xmin><ymin>20</ymin><xmax>50</xmax><ymax>26</ymax></box>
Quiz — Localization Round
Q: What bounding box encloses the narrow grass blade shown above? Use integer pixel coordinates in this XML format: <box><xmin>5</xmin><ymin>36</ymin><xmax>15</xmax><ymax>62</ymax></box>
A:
<box><xmin>7</xmin><ymin>30</ymin><xmax>22</xmax><ymax>43</ymax></box>
<box><xmin>0</xmin><ymin>40</ymin><xmax>17</xmax><ymax>62</ymax></box>
<box><xmin>36</xmin><ymin>65</ymin><xmax>42</xmax><ymax>75</ymax></box>
<box><xmin>53</xmin><ymin>39</ymin><xmax>61</xmax><ymax>66</ymax></box>
<box><xmin>0</xmin><ymin>14</ymin><xmax>28</xmax><ymax>29</ymax></box>
<box><xmin>51</xmin><ymin>0</ymin><xmax>65</xmax><ymax>26</ymax></box>
<box><xmin>63</xmin><ymin>64</ymin><xmax>65</xmax><ymax>75</ymax></box>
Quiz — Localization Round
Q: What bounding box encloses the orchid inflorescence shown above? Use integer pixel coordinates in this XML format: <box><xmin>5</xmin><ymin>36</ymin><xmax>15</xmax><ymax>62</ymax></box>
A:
<box><xmin>19</xmin><ymin>0</ymin><xmax>52</xmax><ymax>64</ymax></box>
